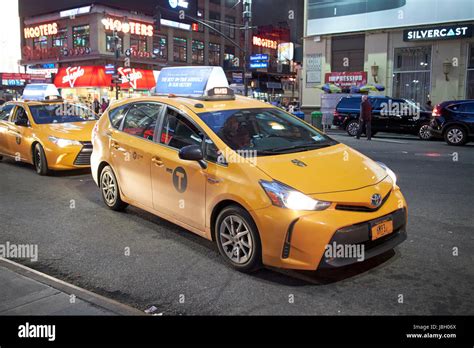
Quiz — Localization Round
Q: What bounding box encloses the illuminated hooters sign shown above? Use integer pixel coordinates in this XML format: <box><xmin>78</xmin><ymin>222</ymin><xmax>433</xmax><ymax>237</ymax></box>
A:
<box><xmin>24</xmin><ymin>22</ymin><xmax>58</xmax><ymax>39</ymax></box>
<box><xmin>253</xmin><ymin>36</ymin><xmax>278</xmax><ymax>50</ymax></box>
<box><xmin>102</xmin><ymin>18</ymin><xmax>153</xmax><ymax>37</ymax></box>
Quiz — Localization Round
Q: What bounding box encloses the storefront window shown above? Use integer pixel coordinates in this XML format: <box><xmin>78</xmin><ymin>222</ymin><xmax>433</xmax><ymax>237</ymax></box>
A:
<box><xmin>33</xmin><ymin>36</ymin><xmax>48</xmax><ymax>49</ymax></box>
<box><xmin>173</xmin><ymin>37</ymin><xmax>187</xmax><ymax>62</ymax></box>
<box><xmin>52</xmin><ymin>28</ymin><xmax>67</xmax><ymax>48</ymax></box>
<box><xmin>467</xmin><ymin>44</ymin><xmax>474</xmax><ymax>99</ymax></box>
<box><xmin>393</xmin><ymin>46</ymin><xmax>431</xmax><ymax>104</ymax></box>
<box><xmin>73</xmin><ymin>25</ymin><xmax>90</xmax><ymax>48</ymax></box>
<box><xmin>130</xmin><ymin>36</ymin><xmax>148</xmax><ymax>53</ymax></box>
<box><xmin>106</xmin><ymin>34</ymin><xmax>123</xmax><ymax>53</ymax></box>
<box><xmin>331</xmin><ymin>35</ymin><xmax>365</xmax><ymax>72</ymax></box>
<box><xmin>192</xmin><ymin>40</ymin><xmax>204</xmax><ymax>64</ymax></box>
<box><xmin>209</xmin><ymin>43</ymin><xmax>221</xmax><ymax>66</ymax></box>
<box><xmin>153</xmin><ymin>36</ymin><xmax>168</xmax><ymax>60</ymax></box>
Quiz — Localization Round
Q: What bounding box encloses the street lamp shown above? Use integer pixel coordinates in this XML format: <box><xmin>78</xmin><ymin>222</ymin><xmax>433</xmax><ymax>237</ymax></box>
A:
<box><xmin>243</xmin><ymin>0</ymin><xmax>252</xmax><ymax>97</ymax></box>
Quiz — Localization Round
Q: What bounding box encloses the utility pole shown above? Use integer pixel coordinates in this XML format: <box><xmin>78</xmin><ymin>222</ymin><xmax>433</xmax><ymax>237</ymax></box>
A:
<box><xmin>113</xmin><ymin>28</ymin><xmax>121</xmax><ymax>100</ymax></box>
<box><xmin>243</xmin><ymin>0</ymin><xmax>252</xmax><ymax>97</ymax></box>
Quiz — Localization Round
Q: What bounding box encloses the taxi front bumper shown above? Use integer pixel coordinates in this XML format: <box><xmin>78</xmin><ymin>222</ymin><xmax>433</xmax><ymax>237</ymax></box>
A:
<box><xmin>44</xmin><ymin>142</ymin><xmax>92</xmax><ymax>170</ymax></box>
<box><xmin>251</xmin><ymin>188</ymin><xmax>407</xmax><ymax>270</ymax></box>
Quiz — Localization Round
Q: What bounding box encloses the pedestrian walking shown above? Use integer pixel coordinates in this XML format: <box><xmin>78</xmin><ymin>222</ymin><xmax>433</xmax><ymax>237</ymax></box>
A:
<box><xmin>101</xmin><ymin>98</ymin><xmax>109</xmax><ymax>113</ymax></box>
<box><xmin>356</xmin><ymin>95</ymin><xmax>372</xmax><ymax>140</ymax></box>
<box><xmin>425</xmin><ymin>99</ymin><xmax>433</xmax><ymax>111</ymax></box>
<box><xmin>92</xmin><ymin>97</ymin><xmax>100</xmax><ymax>115</ymax></box>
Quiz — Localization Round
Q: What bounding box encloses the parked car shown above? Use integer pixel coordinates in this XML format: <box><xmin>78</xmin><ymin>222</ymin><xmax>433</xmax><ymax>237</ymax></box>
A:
<box><xmin>333</xmin><ymin>95</ymin><xmax>433</xmax><ymax>139</ymax></box>
<box><xmin>430</xmin><ymin>100</ymin><xmax>474</xmax><ymax>146</ymax></box>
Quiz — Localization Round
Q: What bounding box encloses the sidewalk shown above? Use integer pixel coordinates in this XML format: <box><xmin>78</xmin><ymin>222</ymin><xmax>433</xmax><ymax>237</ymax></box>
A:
<box><xmin>0</xmin><ymin>258</ymin><xmax>144</xmax><ymax>316</ymax></box>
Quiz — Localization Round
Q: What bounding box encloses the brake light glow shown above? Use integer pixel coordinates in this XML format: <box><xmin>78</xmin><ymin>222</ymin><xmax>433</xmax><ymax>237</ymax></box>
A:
<box><xmin>432</xmin><ymin>106</ymin><xmax>441</xmax><ymax>117</ymax></box>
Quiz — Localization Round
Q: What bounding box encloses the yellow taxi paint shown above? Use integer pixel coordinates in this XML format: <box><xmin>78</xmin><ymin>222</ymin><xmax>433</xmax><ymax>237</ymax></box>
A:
<box><xmin>92</xmin><ymin>95</ymin><xmax>408</xmax><ymax>270</ymax></box>
<box><xmin>0</xmin><ymin>101</ymin><xmax>96</xmax><ymax>170</ymax></box>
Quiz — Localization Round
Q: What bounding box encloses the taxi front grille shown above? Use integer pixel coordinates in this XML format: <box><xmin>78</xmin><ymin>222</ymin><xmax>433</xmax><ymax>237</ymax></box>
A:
<box><xmin>335</xmin><ymin>190</ymin><xmax>391</xmax><ymax>213</ymax></box>
<box><xmin>73</xmin><ymin>142</ymin><xmax>93</xmax><ymax>166</ymax></box>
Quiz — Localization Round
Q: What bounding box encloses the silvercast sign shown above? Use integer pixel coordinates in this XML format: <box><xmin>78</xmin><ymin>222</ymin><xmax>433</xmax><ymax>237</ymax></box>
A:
<box><xmin>404</xmin><ymin>25</ymin><xmax>472</xmax><ymax>42</ymax></box>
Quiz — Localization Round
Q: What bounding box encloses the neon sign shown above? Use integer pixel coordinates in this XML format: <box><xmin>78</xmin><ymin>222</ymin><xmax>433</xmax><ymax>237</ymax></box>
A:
<box><xmin>102</xmin><ymin>18</ymin><xmax>153</xmax><ymax>37</ymax></box>
<box><xmin>252</xmin><ymin>36</ymin><xmax>278</xmax><ymax>50</ymax></box>
<box><xmin>24</xmin><ymin>23</ymin><xmax>58</xmax><ymax>39</ymax></box>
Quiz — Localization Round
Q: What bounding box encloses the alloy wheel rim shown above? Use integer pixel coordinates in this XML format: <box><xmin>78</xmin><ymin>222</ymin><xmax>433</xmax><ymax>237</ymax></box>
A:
<box><xmin>101</xmin><ymin>171</ymin><xmax>117</xmax><ymax>206</ymax></box>
<box><xmin>419</xmin><ymin>125</ymin><xmax>431</xmax><ymax>139</ymax></box>
<box><xmin>219</xmin><ymin>215</ymin><xmax>253</xmax><ymax>265</ymax></box>
<box><xmin>447</xmin><ymin>129</ymin><xmax>463</xmax><ymax>144</ymax></box>
<box><xmin>348</xmin><ymin>123</ymin><xmax>359</xmax><ymax>135</ymax></box>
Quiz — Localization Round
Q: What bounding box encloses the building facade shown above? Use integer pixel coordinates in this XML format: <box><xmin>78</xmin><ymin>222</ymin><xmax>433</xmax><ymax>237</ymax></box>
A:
<box><xmin>19</xmin><ymin>0</ymin><xmax>244</xmax><ymax>101</ymax></box>
<box><xmin>302</xmin><ymin>0</ymin><xmax>474</xmax><ymax>111</ymax></box>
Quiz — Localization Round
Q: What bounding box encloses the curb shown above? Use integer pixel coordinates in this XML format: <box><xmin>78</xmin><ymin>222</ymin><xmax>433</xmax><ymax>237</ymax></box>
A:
<box><xmin>0</xmin><ymin>258</ymin><xmax>145</xmax><ymax>316</ymax></box>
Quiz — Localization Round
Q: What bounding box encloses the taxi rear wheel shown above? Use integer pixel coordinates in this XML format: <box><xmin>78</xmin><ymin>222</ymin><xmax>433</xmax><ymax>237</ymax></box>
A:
<box><xmin>34</xmin><ymin>144</ymin><xmax>49</xmax><ymax>176</ymax></box>
<box><xmin>0</xmin><ymin>155</ymin><xmax>3</xmax><ymax>161</ymax></box>
<box><xmin>215</xmin><ymin>205</ymin><xmax>262</xmax><ymax>273</ymax></box>
<box><xmin>100</xmin><ymin>166</ymin><xmax>128</xmax><ymax>211</ymax></box>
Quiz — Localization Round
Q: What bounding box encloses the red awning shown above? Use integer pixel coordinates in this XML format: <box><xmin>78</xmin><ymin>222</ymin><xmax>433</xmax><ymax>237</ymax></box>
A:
<box><xmin>54</xmin><ymin>66</ymin><xmax>111</xmax><ymax>88</ymax></box>
<box><xmin>117</xmin><ymin>67</ymin><xmax>156</xmax><ymax>90</ymax></box>
<box><xmin>54</xmin><ymin>66</ymin><xmax>156</xmax><ymax>90</ymax></box>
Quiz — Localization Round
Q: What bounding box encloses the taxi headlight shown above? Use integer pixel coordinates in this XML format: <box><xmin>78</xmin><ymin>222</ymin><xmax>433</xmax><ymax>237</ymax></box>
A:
<box><xmin>260</xmin><ymin>180</ymin><xmax>331</xmax><ymax>211</ymax></box>
<box><xmin>48</xmin><ymin>136</ymin><xmax>82</xmax><ymax>148</ymax></box>
<box><xmin>377</xmin><ymin>161</ymin><xmax>397</xmax><ymax>187</ymax></box>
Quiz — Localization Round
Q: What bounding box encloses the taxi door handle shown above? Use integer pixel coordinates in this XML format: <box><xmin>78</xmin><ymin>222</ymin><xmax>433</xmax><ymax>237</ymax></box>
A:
<box><xmin>105</xmin><ymin>130</ymin><xmax>112</xmax><ymax>137</ymax></box>
<box><xmin>111</xmin><ymin>141</ymin><xmax>124</xmax><ymax>151</ymax></box>
<box><xmin>152</xmin><ymin>156</ymin><xmax>164</xmax><ymax>167</ymax></box>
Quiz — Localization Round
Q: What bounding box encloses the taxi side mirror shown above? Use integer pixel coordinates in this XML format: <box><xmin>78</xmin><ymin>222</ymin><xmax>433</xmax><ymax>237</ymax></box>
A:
<box><xmin>179</xmin><ymin>145</ymin><xmax>207</xmax><ymax>169</ymax></box>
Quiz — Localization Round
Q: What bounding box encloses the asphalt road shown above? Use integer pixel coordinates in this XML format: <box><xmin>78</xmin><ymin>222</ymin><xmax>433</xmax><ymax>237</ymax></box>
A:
<box><xmin>0</xmin><ymin>132</ymin><xmax>473</xmax><ymax>315</ymax></box>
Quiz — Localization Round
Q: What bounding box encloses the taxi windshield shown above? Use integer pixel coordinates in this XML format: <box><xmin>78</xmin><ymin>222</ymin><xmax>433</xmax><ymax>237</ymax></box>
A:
<box><xmin>29</xmin><ymin>104</ymin><xmax>98</xmax><ymax>124</ymax></box>
<box><xmin>198</xmin><ymin>108</ymin><xmax>337</xmax><ymax>155</ymax></box>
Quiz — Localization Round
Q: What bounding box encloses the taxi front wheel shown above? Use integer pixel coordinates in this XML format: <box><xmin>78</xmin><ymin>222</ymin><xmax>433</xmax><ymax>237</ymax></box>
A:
<box><xmin>34</xmin><ymin>144</ymin><xmax>49</xmax><ymax>176</ymax></box>
<box><xmin>100</xmin><ymin>166</ymin><xmax>128</xmax><ymax>211</ymax></box>
<box><xmin>215</xmin><ymin>206</ymin><xmax>262</xmax><ymax>273</ymax></box>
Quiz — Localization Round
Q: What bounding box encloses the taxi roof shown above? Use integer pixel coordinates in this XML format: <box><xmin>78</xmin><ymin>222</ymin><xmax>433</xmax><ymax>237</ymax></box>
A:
<box><xmin>111</xmin><ymin>95</ymin><xmax>272</xmax><ymax>114</ymax></box>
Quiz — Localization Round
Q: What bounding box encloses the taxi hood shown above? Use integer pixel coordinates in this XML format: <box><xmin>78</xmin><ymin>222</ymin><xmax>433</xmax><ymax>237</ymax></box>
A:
<box><xmin>36</xmin><ymin>121</ymin><xmax>96</xmax><ymax>142</ymax></box>
<box><xmin>254</xmin><ymin>144</ymin><xmax>388</xmax><ymax>194</ymax></box>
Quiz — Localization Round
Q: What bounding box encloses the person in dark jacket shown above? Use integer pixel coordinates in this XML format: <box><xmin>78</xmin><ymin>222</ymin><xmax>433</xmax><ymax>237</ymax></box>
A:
<box><xmin>356</xmin><ymin>95</ymin><xmax>372</xmax><ymax>140</ymax></box>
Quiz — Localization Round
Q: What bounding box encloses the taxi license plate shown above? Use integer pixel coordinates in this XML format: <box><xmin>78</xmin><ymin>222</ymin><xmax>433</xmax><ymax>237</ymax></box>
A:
<box><xmin>371</xmin><ymin>219</ymin><xmax>394</xmax><ymax>241</ymax></box>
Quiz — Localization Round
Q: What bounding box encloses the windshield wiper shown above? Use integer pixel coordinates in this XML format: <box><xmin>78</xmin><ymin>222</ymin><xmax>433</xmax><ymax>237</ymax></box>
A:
<box><xmin>259</xmin><ymin>142</ymin><xmax>335</xmax><ymax>155</ymax></box>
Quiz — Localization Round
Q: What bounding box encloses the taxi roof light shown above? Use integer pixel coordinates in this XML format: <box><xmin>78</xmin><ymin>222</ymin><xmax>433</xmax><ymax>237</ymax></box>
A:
<box><xmin>154</xmin><ymin>66</ymin><xmax>235</xmax><ymax>101</ymax></box>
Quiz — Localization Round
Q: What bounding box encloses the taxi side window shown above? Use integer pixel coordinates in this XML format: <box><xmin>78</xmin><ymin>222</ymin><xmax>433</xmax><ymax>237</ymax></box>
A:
<box><xmin>109</xmin><ymin>105</ymin><xmax>129</xmax><ymax>129</ymax></box>
<box><xmin>122</xmin><ymin>103</ymin><xmax>162</xmax><ymax>141</ymax></box>
<box><xmin>160</xmin><ymin>108</ymin><xmax>203</xmax><ymax>150</ymax></box>
<box><xmin>12</xmin><ymin>107</ymin><xmax>30</xmax><ymax>126</ymax></box>
<box><xmin>0</xmin><ymin>105</ymin><xmax>13</xmax><ymax>121</ymax></box>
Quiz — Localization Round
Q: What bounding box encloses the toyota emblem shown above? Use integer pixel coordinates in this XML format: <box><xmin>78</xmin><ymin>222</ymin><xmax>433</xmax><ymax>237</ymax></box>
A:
<box><xmin>371</xmin><ymin>194</ymin><xmax>382</xmax><ymax>207</ymax></box>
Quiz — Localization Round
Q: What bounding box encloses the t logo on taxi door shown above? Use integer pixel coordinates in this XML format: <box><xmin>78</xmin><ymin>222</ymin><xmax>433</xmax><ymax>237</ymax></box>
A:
<box><xmin>173</xmin><ymin>167</ymin><xmax>187</xmax><ymax>193</ymax></box>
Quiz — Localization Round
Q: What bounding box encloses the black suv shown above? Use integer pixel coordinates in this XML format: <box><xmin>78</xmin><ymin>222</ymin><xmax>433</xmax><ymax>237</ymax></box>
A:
<box><xmin>430</xmin><ymin>100</ymin><xmax>474</xmax><ymax>146</ymax></box>
<box><xmin>333</xmin><ymin>96</ymin><xmax>432</xmax><ymax>139</ymax></box>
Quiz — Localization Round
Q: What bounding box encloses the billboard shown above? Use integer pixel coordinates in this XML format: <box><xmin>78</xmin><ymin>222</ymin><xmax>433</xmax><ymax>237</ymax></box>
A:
<box><xmin>307</xmin><ymin>0</ymin><xmax>474</xmax><ymax>36</ymax></box>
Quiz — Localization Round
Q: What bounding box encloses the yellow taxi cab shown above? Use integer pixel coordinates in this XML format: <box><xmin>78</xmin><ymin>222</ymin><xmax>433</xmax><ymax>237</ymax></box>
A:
<box><xmin>0</xmin><ymin>98</ymin><xmax>98</xmax><ymax>175</ymax></box>
<box><xmin>91</xmin><ymin>67</ymin><xmax>407</xmax><ymax>272</ymax></box>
